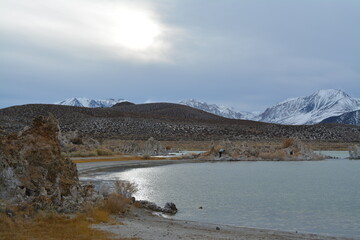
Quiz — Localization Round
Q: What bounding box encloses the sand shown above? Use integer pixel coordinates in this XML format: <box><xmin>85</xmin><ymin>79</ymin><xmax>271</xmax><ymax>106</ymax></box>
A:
<box><xmin>93</xmin><ymin>207</ymin><xmax>355</xmax><ymax>240</ymax></box>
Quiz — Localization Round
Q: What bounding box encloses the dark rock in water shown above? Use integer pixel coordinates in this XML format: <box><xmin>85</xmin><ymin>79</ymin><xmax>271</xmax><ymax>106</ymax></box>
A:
<box><xmin>199</xmin><ymin>206</ymin><xmax>203</xmax><ymax>209</ymax></box>
<box><xmin>0</xmin><ymin>115</ymin><xmax>84</xmax><ymax>212</ymax></box>
<box><xmin>137</xmin><ymin>200</ymin><xmax>177</xmax><ymax>214</ymax></box>
<box><xmin>216</xmin><ymin>227</ymin><xmax>220</xmax><ymax>230</ymax></box>
<box><xmin>137</xmin><ymin>200</ymin><xmax>162</xmax><ymax>212</ymax></box>
<box><xmin>163</xmin><ymin>202</ymin><xmax>177</xmax><ymax>214</ymax></box>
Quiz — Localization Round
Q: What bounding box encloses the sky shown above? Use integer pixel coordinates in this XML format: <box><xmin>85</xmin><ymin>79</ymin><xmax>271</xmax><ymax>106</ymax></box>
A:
<box><xmin>1</xmin><ymin>0</ymin><xmax>359</xmax><ymax>112</ymax></box>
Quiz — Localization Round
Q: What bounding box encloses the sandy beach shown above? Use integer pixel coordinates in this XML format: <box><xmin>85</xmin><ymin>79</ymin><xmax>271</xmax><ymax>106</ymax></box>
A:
<box><xmin>76</xmin><ymin>159</ymin><xmax>358</xmax><ymax>240</ymax></box>
<box><xmin>94</xmin><ymin>207</ymin><xmax>355</xmax><ymax>240</ymax></box>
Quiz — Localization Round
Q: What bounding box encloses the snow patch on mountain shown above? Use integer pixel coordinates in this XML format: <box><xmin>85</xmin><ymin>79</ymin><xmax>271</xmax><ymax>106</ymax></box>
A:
<box><xmin>55</xmin><ymin>98</ymin><xmax>126</xmax><ymax>108</ymax></box>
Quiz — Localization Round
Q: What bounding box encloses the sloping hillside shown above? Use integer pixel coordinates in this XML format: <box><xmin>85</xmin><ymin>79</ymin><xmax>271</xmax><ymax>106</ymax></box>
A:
<box><xmin>321</xmin><ymin>110</ymin><xmax>360</xmax><ymax>126</ymax></box>
<box><xmin>1</xmin><ymin>103</ymin><xmax>360</xmax><ymax>142</ymax></box>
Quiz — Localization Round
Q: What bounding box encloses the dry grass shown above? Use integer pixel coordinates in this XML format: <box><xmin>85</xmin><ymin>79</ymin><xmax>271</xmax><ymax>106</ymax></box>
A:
<box><xmin>96</xmin><ymin>149</ymin><xmax>114</xmax><ymax>156</ymax></box>
<box><xmin>102</xmin><ymin>193</ymin><xmax>132</xmax><ymax>214</ymax></box>
<box><xmin>0</xmin><ymin>211</ymin><xmax>135</xmax><ymax>240</ymax></box>
<box><xmin>72</xmin><ymin>155</ymin><xmax>169</xmax><ymax>163</ymax></box>
<box><xmin>258</xmin><ymin>150</ymin><xmax>286</xmax><ymax>160</ymax></box>
<box><xmin>69</xmin><ymin>150</ymin><xmax>98</xmax><ymax>158</ymax></box>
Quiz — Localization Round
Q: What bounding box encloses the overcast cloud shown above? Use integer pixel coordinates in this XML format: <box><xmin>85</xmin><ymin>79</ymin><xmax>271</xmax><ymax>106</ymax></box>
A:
<box><xmin>1</xmin><ymin>0</ymin><xmax>359</xmax><ymax>111</ymax></box>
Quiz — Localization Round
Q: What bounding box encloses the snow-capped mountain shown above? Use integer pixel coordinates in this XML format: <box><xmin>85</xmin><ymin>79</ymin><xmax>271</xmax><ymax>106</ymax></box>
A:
<box><xmin>57</xmin><ymin>89</ymin><xmax>360</xmax><ymax>125</ymax></box>
<box><xmin>55</xmin><ymin>98</ymin><xmax>126</xmax><ymax>108</ymax></box>
<box><xmin>179</xmin><ymin>99</ymin><xmax>258</xmax><ymax>120</ymax></box>
<box><xmin>258</xmin><ymin>89</ymin><xmax>360</xmax><ymax>125</ymax></box>
<box><xmin>321</xmin><ymin>110</ymin><xmax>360</xmax><ymax>126</ymax></box>
<box><xmin>180</xmin><ymin>89</ymin><xmax>360</xmax><ymax>125</ymax></box>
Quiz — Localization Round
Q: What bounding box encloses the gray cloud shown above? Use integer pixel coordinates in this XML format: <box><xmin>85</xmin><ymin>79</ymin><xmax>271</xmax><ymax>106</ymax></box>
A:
<box><xmin>0</xmin><ymin>0</ymin><xmax>359</xmax><ymax>111</ymax></box>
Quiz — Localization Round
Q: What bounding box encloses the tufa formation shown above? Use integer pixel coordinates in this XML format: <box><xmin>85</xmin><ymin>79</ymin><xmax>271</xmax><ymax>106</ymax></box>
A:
<box><xmin>0</xmin><ymin>115</ymin><xmax>86</xmax><ymax>212</ymax></box>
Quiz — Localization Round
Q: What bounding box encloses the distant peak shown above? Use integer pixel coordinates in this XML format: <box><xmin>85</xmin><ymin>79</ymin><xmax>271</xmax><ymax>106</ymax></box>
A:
<box><xmin>55</xmin><ymin>97</ymin><xmax>126</xmax><ymax>108</ymax></box>
<box><xmin>313</xmin><ymin>89</ymin><xmax>348</xmax><ymax>97</ymax></box>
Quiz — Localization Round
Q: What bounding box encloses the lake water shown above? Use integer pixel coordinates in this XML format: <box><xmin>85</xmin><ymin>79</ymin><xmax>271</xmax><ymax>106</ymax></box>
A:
<box><xmin>92</xmin><ymin>159</ymin><xmax>360</xmax><ymax>238</ymax></box>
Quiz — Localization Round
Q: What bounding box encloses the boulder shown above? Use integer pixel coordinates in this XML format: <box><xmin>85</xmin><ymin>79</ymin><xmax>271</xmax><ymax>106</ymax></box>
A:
<box><xmin>163</xmin><ymin>202</ymin><xmax>178</xmax><ymax>214</ymax></box>
<box><xmin>137</xmin><ymin>200</ymin><xmax>177</xmax><ymax>214</ymax></box>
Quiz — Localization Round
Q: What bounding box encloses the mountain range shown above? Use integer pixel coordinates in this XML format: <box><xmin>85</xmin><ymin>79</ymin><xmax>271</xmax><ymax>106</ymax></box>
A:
<box><xmin>55</xmin><ymin>89</ymin><xmax>360</xmax><ymax>125</ymax></box>
<box><xmin>178</xmin><ymin>99</ymin><xmax>258</xmax><ymax>120</ymax></box>
<box><xmin>181</xmin><ymin>89</ymin><xmax>360</xmax><ymax>125</ymax></box>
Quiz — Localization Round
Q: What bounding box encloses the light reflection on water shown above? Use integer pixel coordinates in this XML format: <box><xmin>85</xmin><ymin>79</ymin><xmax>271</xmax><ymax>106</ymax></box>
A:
<box><xmin>93</xmin><ymin>159</ymin><xmax>360</xmax><ymax>238</ymax></box>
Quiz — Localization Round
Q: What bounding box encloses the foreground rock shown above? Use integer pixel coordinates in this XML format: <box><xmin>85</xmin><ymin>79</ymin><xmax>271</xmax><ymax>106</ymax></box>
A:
<box><xmin>0</xmin><ymin>115</ymin><xmax>87</xmax><ymax>212</ymax></box>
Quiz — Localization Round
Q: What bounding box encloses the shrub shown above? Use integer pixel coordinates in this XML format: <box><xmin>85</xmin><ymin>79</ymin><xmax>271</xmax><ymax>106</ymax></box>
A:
<box><xmin>96</xmin><ymin>149</ymin><xmax>114</xmax><ymax>156</ymax></box>
<box><xmin>69</xmin><ymin>151</ymin><xmax>97</xmax><ymax>157</ymax></box>
<box><xmin>102</xmin><ymin>193</ymin><xmax>131</xmax><ymax>214</ymax></box>
<box><xmin>282</xmin><ymin>138</ymin><xmax>293</xmax><ymax>148</ymax></box>
<box><xmin>114</xmin><ymin>180</ymin><xmax>138</xmax><ymax>198</ymax></box>
<box><xmin>70</xmin><ymin>137</ymin><xmax>83</xmax><ymax>145</ymax></box>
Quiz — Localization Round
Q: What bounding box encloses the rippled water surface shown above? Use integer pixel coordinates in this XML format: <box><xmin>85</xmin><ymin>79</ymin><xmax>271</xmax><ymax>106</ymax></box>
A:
<box><xmin>94</xmin><ymin>159</ymin><xmax>360</xmax><ymax>238</ymax></box>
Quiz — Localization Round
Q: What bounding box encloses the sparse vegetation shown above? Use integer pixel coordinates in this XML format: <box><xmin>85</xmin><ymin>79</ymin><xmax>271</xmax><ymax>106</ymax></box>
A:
<box><xmin>102</xmin><ymin>193</ymin><xmax>132</xmax><ymax>214</ymax></box>
<box><xmin>282</xmin><ymin>138</ymin><xmax>293</xmax><ymax>148</ymax></box>
<box><xmin>0</xmin><ymin>210</ymin><xmax>134</xmax><ymax>240</ymax></box>
<box><xmin>114</xmin><ymin>180</ymin><xmax>138</xmax><ymax>198</ymax></box>
<box><xmin>96</xmin><ymin>148</ymin><xmax>114</xmax><ymax>156</ymax></box>
<box><xmin>0</xmin><ymin>180</ymin><xmax>138</xmax><ymax>240</ymax></box>
<box><xmin>69</xmin><ymin>150</ymin><xmax>98</xmax><ymax>157</ymax></box>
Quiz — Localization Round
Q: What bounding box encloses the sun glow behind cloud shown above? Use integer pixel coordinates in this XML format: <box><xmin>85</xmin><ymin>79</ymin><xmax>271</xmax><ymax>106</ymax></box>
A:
<box><xmin>0</xmin><ymin>0</ymin><xmax>171</xmax><ymax>62</ymax></box>
<box><xmin>107</xmin><ymin>9</ymin><xmax>161</xmax><ymax>50</ymax></box>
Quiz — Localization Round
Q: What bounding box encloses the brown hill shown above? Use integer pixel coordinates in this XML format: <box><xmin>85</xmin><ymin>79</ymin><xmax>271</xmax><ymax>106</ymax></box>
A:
<box><xmin>0</xmin><ymin>103</ymin><xmax>359</xmax><ymax>142</ymax></box>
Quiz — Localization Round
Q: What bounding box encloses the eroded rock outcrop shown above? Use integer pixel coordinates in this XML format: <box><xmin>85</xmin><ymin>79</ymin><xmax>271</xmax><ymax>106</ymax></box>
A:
<box><xmin>349</xmin><ymin>145</ymin><xmax>360</xmax><ymax>159</ymax></box>
<box><xmin>200</xmin><ymin>138</ymin><xmax>323</xmax><ymax>161</ymax></box>
<box><xmin>0</xmin><ymin>115</ymin><xmax>84</xmax><ymax>212</ymax></box>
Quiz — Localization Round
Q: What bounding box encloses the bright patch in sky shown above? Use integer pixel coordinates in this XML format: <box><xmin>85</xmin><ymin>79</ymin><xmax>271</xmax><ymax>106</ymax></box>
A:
<box><xmin>110</xmin><ymin>9</ymin><xmax>161</xmax><ymax>50</ymax></box>
<box><xmin>0</xmin><ymin>0</ymin><xmax>169</xmax><ymax>61</ymax></box>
